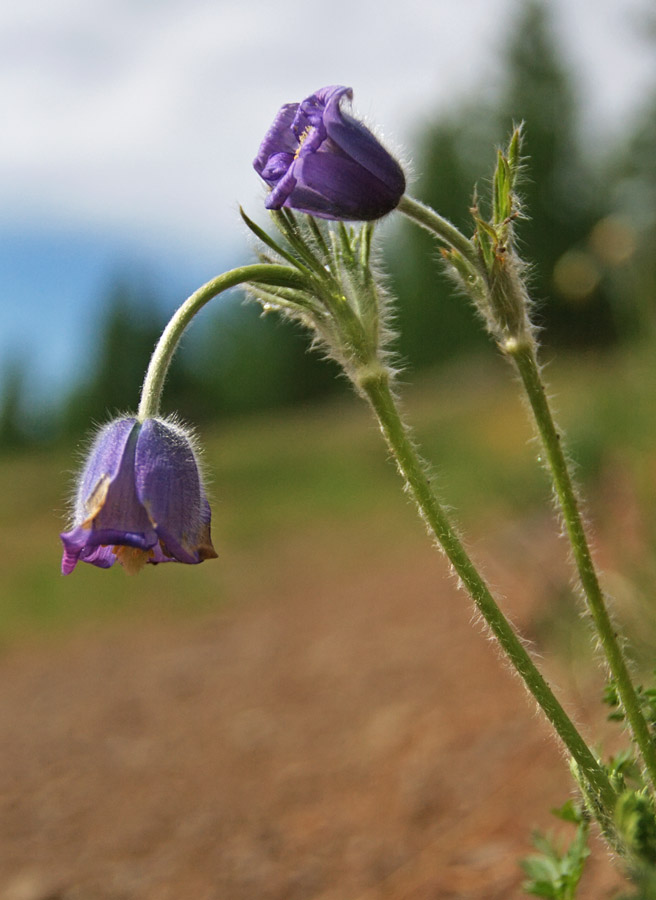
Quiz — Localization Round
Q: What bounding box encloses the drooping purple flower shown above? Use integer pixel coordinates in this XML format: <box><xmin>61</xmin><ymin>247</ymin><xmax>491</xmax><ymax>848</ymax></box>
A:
<box><xmin>254</xmin><ymin>85</ymin><xmax>405</xmax><ymax>221</ymax></box>
<box><xmin>60</xmin><ymin>417</ymin><xmax>217</xmax><ymax>575</ymax></box>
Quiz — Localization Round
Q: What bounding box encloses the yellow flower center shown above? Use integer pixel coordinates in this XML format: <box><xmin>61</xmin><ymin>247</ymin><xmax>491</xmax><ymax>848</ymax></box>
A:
<box><xmin>293</xmin><ymin>126</ymin><xmax>313</xmax><ymax>160</ymax></box>
<box><xmin>115</xmin><ymin>545</ymin><xmax>154</xmax><ymax>575</ymax></box>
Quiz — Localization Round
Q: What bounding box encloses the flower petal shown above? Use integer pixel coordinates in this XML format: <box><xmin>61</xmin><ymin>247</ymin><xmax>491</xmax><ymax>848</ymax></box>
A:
<box><xmin>73</xmin><ymin>418</ymin><xmax>137</xmax><ymax>522</ymax></box>
<box><xmin>79</xmin><ymin>543</ymin><xmax>117</xmax><ymax>569</ymax></box>
<box><xmin>60</xmin><ymin>524</ymin><xmax>103</xmax><ymax>574</ymax></box>
<box><xmin>61</xmin><ymin>418</ymin><xmax>157</xmax><ymax>574</ymax></box>
<box><xmin>253</xmin><ymin>103</ymin><xmax>299</xmax><ymax>177</ymax></box>
<box><xmin>134</xmin><ymin>418</ymin><xmax>216</xmax><ymax>564</ymax></box>
<box><xmin>297</xmin><ymin>85</ymin><xmax>350</xmax><ymax>130</ymax></box>
<box><xmin>90</xmin><ymin>424</ymin><xmax>157</xmax><ymax>541</ymax></box>
<box><xmin>259</xmin><ymin>151</ymin><xmax>295</xmax><ymax>183</ymax></box>
<box><xmin>287</xmin><ymin>152</ymin><xmax>402</xmax><ymax>220</ymax></box>
<box><xmin>322</xmin><ymin>92</ymin><xmax>405</xmax><ymax>198</ymax></box>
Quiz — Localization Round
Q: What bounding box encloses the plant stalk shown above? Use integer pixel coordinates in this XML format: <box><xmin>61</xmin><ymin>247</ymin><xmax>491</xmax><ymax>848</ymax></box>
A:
<box><xmin>397</xmin><ymin>195</ymin><xmax>479</xmax><ymax>268</ymax></box>
<box><xmin>138</xmin><ymin>264</ymin><xmax>303</xmax><ymax>421</ymax></box>
<box><xmin>507</xmin><ymin>338</ymin><xmax>656</xmax><ymax>791</ymax></box>
<box><xmin>396</xmin><ymin>192</ymin><xmax>656</xmax><ymax>793</ymax></box>
<box><xmin>358</xmin><ymin>366</ymin><xmax>618</xmax><ymax>825</ymax></box>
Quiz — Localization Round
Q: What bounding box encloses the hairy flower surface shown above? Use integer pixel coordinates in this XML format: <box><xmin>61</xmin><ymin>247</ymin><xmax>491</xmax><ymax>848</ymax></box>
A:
<box><xmin>60</xmin><ymin>417</ymin><xmax>217</xmax><ymax>575</ymax></box>
<box><xmin>254</xmin><ymin>85</ymin><xmax>405</xmax><ymax>221</ymax></box>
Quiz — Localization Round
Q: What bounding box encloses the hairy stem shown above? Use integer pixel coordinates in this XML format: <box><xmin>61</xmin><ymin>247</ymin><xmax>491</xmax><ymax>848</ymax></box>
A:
<box><xmin>507</xmin><ymin>338</ymin><xmax>656</xmax><ymax>791</ymax></box>
<box><xmin>397</xmin><ymin>190</ymin><xmax>656</xmax><ymax>793</ymax></box>
<box><xmin>138</xmin><ymin>264</ymin><xmax>303</xmax><ymax>421</ymax></box>
<box><xmin>358</xmin><ymin>366</ymin><xmax>618</xmax><ymax>827</ymax></box>
<box><xmin>397</xmin><ymin>195</ymin><xmax>479</xmax><ymax>267</ymax></box>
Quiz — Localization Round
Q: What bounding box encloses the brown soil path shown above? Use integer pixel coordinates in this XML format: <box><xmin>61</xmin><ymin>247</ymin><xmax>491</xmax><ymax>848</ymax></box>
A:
<box><xmin>0</xmin><ymin>534</ymin><xmax>626</xmax><ymax>899</ymax></box>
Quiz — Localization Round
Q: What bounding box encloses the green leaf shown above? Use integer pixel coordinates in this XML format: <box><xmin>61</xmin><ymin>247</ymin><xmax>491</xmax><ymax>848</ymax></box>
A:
<box><xmin>239</xmin><ymin>207</ymin><xmax>310</xmax><ymax>274</ymax></box>
<box><xmin>521</xmin><ymin>809</ymin><xmax>590</xmax><ymax>899</ymax></box>
<box><xmin>507</xmin><ymin>124</ymin><xmax>523</xmax><ymax>187</ymax></box>
<box><xmin>474</xmin><ymin>215</ymin><xmax>496</xmax><ymax>269</ymax></box>
<box><xmin>493</xmin><ymin>150</ymin><xmax>512</xmax><ymax>225</ymax></box>
<box><xmin>270</xmin><ymin>210</ymin><xmax>332</xmax><ymax>278</ymax></box>
<box><xmin>551</xmin><ymin>800</ymin><xmax>584</xmax><ymax>825</ymax></box>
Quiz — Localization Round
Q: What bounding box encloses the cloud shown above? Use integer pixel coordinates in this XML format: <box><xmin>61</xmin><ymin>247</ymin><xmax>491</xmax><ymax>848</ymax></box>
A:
<box><xmin>0</xmin><ymin>0</ymin><xmax>653</xmax><ymax>405</ymax></box>
<box><xmin>0</xmin><ymin>0</ymin><xmax>506</xmax><ymax>249</ymax></box>
<box><xmin>0</xmin><ymin>0</ymin><xmax>653</xmax><ymax>253</ymax></box>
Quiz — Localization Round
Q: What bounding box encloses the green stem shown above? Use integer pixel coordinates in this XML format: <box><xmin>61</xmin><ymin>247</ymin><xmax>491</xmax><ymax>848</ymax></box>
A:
<box><xmin>397</xmin><ymin>195</ymin><xmax>479</xmax><ymax>268</ymax></box>
<box><xmin>138</xmin><ymin>264</ymin><xmax>304</xmax><ymax>421</ymax></box>
<box><xmin>508</xmin><ymin>339</ymin><xmax>656</xmax><ymax>791</ymax></box>
<box><xmin>358</xmin><ymin>367</ymin><xmax>618</xmax><ymax>825</ymax></box>
<box><xmin>398</xmin><ymin>190</ymin><xmax>656</xmax><ymax>792</ymax></box>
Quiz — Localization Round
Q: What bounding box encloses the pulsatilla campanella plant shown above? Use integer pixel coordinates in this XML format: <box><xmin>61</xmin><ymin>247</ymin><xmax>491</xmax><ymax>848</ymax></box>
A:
<box><xmin>61</xmin><ymin>84</ymin><xmax>656</xmax><ymax>898</ymax></box>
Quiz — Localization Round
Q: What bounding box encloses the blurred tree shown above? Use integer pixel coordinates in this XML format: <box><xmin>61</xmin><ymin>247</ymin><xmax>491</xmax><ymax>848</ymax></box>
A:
<box><xmin>42</xmin><ymin>0</ymin><xmax>656</xmax><ymax>446</ymax></box>
<box><xmin>183</xmin><ymin>300</ymin><xmax>344</xmax><ymax>420</ymax></box>
<box><xmin>59</xmin><ymin>279</ymin><xmax>344</xmax><ymax>441</ymax></box>
<box><xmin>61</xmin><ymin>280</ymin><xmax>178</xmax><ymax>436</ymax></box>
<box><xmin>0</xmin><ymin>360</ymin><xmax>29</xmax><ymax>452</ymax></box>
<box><xmin>608</xmin><ymin>88</ymin><xmax>656</xmax><ymax>338</ymax></box>
<box><xmin>499</xmin><ymin>0</ymin><xmax>616</xmax><ymax>346</ymax></box>
<box><xmin>387</xmin><ymin>106</ymin><xmax>498</xmax><ymax>371</ymax></box>
<box><xmin>389</xmin><ymin>0</ymin><xmax>619</xmax><ymax>370</ymax></box>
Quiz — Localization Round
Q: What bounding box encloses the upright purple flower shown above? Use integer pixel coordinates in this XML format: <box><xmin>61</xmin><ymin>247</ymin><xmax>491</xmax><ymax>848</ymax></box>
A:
<box><xmin>254</xmin><ymin>85</ymin><xmax>405</xmax><ymax>221</ymax></box>
<box><xmin>60</xmin><ymin>417</ymin><xmax>217</xmax><ymax>575</ymax></box>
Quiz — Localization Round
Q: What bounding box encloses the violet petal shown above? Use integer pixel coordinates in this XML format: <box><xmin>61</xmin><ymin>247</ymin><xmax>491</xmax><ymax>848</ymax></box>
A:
<box><xmin>290</xmin><ymin>152</ymin><xmax>402</xmax><ymax>220</ymax></box>
<box><xmin>134</xmin><ymin>418</ymin><xmax>213</xmax><ymax>564</ymax></box>
<box><xmin>253</xmin><ymin>103</ymin><xmax>299</xmax><ymax>176</ymax></box>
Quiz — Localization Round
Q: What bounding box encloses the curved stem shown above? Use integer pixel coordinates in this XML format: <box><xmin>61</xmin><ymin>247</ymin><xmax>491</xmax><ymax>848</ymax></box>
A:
<box><xmin>397</xmin><ymin>195</ymin><xmax>479</xmax><ymax>268</ymax></box>
<box><xmin>508</xmin><ymin>339</ymin><xmax>656</xmax><ymax>791</ymax></box>
<box><xmin>138</xmin><ymin>264</ymin><xmax>304</xmax><ymax>421</ymax></box>
<box><xmin>358</xmin><ymin>367</ymin><xmax>618</xmax><ymax>828</ymax></box>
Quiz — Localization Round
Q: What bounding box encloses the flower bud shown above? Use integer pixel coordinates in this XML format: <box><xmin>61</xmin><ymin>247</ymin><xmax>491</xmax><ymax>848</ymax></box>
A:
<box><xmin>254</xmin><ymin>85</ymin><xmax>405</xmax><ymax>221</ymax></box>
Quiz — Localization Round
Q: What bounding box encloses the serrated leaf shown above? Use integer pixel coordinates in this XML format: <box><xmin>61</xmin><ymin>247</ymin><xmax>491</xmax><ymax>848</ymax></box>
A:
<box><xmin>493</xmin><ymin>151</ymin><xmax>512</xmax><ymax>225</ymax></box>
<box><xmin>473</xmin><ymin>215</ymin><xmax>497</xmax><ymax>269</ymax></box>
<box><xmin>551</xmin><ymin>800</ymin><xmax>582</xmax><ymax>824</ymax></box>
<box><xmin>507</xmin><ymin>125</ymin><xmax>523</xmax><ymax>185</ymax></box>
<box><xmin>239</xmin><ymin>207</ymin><xmax>309</xmax><ymax>273</ymax></box>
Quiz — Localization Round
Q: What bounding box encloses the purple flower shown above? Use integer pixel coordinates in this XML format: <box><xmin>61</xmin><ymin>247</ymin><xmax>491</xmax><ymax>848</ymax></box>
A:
<box><xmin>60</xmin><ymin>417</ymin><xmax>217</xmax><ymax>575</ymax></box>
<box><xmin>254</xmin><ymin>85</ymin><xmax>405</xmax><ymax>221</ymax></box>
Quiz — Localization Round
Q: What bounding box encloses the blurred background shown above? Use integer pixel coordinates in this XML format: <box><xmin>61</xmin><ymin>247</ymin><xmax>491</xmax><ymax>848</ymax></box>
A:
<box><xmin>2</xmin><ymin>0</ymin><xmax>656</xmax><ymax>442</ymax></box>
<box><xmin>2</xmin><ymin>0</ymin><xmax>656</xmax><ymax>897</ymax></box>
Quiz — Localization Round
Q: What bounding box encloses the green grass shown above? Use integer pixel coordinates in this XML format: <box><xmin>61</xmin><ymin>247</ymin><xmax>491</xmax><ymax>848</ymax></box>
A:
<box><xmin>2</xmin><ymin>342</ymin><xmax>655</xmax><ymax>643</ymax></box>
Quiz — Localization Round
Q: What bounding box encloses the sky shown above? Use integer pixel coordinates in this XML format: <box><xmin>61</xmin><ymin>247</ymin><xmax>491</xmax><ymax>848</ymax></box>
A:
<box><xmin>1</xmin><ymin>0</ymin><xmax>655</xmax><ymax>409</ymax></box>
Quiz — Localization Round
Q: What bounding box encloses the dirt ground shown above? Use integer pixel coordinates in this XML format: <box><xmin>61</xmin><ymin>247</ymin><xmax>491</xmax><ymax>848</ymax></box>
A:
<box><xmin>0</xmin><ymin>524</ymin><xmax>629</xmax><ymax>900</ymax></box>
